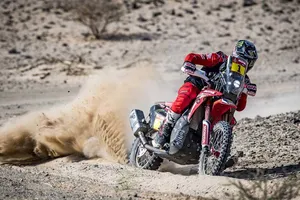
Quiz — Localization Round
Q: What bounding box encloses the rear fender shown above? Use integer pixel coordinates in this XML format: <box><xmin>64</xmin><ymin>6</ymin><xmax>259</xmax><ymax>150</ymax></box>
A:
<box><xmin>188</xmin><ymin>89</ymin><xmax>223</xmax><ymax>121</ymax></box>
<box><xmin>211</xmin><ymin>98</ymin><xmax>237</xmax><ymax>124</ymax></box>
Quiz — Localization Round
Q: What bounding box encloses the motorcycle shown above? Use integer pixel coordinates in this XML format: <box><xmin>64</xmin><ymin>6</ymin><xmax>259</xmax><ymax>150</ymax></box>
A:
<box><xmin>128</xmin><ymin>56</ymin><xmax>256</xmax><ymax>175</ymax></box>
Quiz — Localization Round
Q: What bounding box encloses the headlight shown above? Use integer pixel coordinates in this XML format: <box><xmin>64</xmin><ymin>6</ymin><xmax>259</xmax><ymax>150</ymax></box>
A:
<box><xmin>233</xmin><ymin>80</ymin><xmax>241</xmax><ymax>88</ymax></box>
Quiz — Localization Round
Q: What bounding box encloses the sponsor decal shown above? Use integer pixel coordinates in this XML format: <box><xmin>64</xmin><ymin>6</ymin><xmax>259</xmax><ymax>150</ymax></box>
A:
<box><xmin>202</xmin><ymin>120</ymin><xmax>210</xmax><ymax>145</ymax></box>
<box><xmin>246</xmin><ymin>84</ymin><xmax>257</xmax><ymax>90</ymax></box>
<box><xmin>179</xmin><ymin>90</ymin><xmax>188</xmax><ymax>94</ymax></box>
<box><xmin>153</xmin><ymin>119</ymin><xmax>162</xmax><ymax>130</ymax></box>
<box><xmin>222</xmin><ymin>98</ymin><xmax>229</xmax><ymax>104</ymax></box>
<box><xmin>184</xmin><ymin>69</ymin><xmax>194</xmax><ymax>74</ymax></box>
<box><xmin>248</xmin><ymin>50</ymin><xmax>256</xmax><ymax>57</ymax></box>
<box><xmin>183</xmin><ymin>63</ymin><xmax>196</xmax><ymax>74</ymax></box>
<box><xmin>232</xmin><ymin>57</ymin><xmax>247</xmax><ymax>67</ymax></box>
<box><xmin>203</xmin><ymin>90</ymin><xmax>216</xmax><ymax>95</ymax></box>
<box><xmin>185</xmin><ymin>62</ymin><xmax>194</xmax><ymax>68</ymax></box>
<box><xmin>202</xmin><ymin>124</ymin><xmax>208</xmax><ymax>144</ymax></box>
<box><xmin>221</xmin><ymin>98</ymin><xmax>235</xmax><ymax>106</ymax></box>
<box><xmin>237</xmin><ymin>40</ymin><xmax>244</xmax><ymax>48</ymax></box>
<box><xmin>238</xmin><ymin>59</ymin><xmax>247</xmax><ymax>67</ymax></box>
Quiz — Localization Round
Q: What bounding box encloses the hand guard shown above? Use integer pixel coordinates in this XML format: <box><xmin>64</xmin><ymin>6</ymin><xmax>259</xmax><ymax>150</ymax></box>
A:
<box><xmin>181</xmin><ymin>62</ymin><xmax>196</xmax><ymax>74</ymax></box>
<box><xmin>243</xmin><ymin>75</ymin><xmax>257</xmax><ymax>96</ymax></box>
<box><xmin>245</xmin><ymin>83</ymin><xmax>257</xmax><ymax>96</ymax></box>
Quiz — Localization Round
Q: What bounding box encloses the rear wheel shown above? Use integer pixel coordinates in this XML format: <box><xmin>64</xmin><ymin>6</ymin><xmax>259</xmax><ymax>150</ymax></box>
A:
<box><xmin>129</xmin><ymin>137</ymin><xmax>163</xmax><ymax>170</ymax></box>
<box><xmin>198</xmin><ymin>121</ymin><xmax>232</xmax><ymax>175</ymax></box>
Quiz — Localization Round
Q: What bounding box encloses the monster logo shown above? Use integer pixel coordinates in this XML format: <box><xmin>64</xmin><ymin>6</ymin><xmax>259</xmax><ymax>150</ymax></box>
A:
<box><xmin>248</xmin><ymin>50</ymin><xmax>255</xmax><ymax>57</ymax></box>
<box><xmin>237</xmin><ymin>40</ymin><xmax>244</xmax><ymax>48</ymax></box>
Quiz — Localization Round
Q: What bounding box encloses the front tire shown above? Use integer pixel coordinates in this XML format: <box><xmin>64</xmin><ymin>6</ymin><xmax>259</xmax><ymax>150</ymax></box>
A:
<box><xmin>129</xmin><ymin>138</ymin><xmax>163</xmax><ymax>170</ymax></box>
<box><xmin>198</xmin><ymin>121</ymin><xmax>233</xmax><ymax>175</ymax></box>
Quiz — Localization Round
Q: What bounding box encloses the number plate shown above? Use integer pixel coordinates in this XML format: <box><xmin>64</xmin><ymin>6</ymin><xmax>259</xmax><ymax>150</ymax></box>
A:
<box><xmin>152</xmin><ymin>114</ymin><xmax>165</xmax><ymax>131</ymax></box>
<box><xmin>231</xmin><ymin>62</ymin><xmax>246</xmax><ymax>75</ymax></box>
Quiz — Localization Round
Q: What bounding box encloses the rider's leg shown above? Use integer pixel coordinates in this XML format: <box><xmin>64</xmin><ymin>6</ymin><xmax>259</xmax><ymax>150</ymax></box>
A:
<box><xmin>153</xmin><ymin>82</ymin><xmax>200</xmax><ymax>148</ymax></box>
<box><xmin>152</xmin><ymin>110</ymin><xmax>180</xmax><ymax>148</ymax></box>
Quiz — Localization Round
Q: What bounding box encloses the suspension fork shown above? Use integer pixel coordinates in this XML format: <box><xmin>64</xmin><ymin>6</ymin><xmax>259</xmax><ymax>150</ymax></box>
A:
<box><xmin>202</xmin><ymin>100</ymin><xmax>211</xmax><ymax>147</ymax></box>
<box><xmin>223</xmin><ymin>112</ymin><xmax>229</xmax><ymax>122</ymax></box>
<box><xmin>223</xmin><ymin>110</ymin><xmax>234</xmax><ymax>126</ymax></box>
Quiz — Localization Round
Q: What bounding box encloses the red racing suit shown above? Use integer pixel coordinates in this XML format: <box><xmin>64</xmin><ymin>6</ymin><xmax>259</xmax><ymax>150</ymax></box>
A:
<box><xmin>171</xmin><ymin>51</ymin><xmax>248</xmax><ymax>114</ymax></box>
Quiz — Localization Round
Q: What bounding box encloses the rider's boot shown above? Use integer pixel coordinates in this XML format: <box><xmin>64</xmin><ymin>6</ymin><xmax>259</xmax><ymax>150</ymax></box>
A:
<box><xmin>152</xmin><ymin>110</ymin><xmax>180</xmax><ymax>148</ymax></box>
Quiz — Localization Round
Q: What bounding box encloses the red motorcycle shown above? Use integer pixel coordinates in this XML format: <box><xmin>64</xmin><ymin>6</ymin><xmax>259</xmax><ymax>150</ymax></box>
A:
<box><xmin>129</xmin><ymin>56</ymin><xmax>256</xmax><ymax>175</ymax></box>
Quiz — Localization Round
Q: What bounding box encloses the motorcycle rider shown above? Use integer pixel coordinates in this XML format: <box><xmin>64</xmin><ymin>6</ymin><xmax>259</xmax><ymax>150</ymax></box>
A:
<box><xmin>152</xmin><ymin>40</ymin><xmax>258</xmax><ymax>148</ymax></box>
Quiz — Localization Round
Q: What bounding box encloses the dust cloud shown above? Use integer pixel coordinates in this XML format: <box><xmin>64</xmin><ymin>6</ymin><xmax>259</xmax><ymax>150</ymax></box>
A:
<box><xmin>0</xmin><ymin>62</ymin><xmax>176</xmax><ymax>164</ymax></box>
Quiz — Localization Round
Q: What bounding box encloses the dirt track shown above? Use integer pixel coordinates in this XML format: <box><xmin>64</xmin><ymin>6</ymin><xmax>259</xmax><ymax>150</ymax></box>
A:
<box><xmin>1</xmin><ymin>88</ymin><xmax>300</xmax><ymax>199</ymax></box>
<box><xmin>1</xmin><ymin>0</ymin><xmax>300</xmax><ymax>199</ymax></box>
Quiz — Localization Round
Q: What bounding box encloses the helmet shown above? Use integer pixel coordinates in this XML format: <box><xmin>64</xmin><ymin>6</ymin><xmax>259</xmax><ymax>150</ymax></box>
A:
<box><xmin>233</xmin><ymin>40</ymin><xmax>258</xmax><ymax>72</ymax></box>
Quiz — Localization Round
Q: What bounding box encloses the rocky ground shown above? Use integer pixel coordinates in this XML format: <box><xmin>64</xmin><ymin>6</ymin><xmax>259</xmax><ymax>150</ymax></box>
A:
<box><xmin>0</xmin><ymin>0</ymin><xmax>300</xmax><ymax>199</ymax></box>
<box><xmin>0</xmin><ymin>0</ymin><xmax>299</xmax><ymax>93</ymax></box>
<box><xmin>229</xmin><ymin>111</ymin><xmax>300</xmax><ymax>180</ymax></box>
<box><xmin>0</xmin><ymin>97</ymin><xmax>299</xmax><ymax>199</ymax></box>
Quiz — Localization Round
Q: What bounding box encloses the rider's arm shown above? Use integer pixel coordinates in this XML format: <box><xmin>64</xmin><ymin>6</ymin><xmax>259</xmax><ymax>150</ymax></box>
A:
<box><xmin>184</xmin><ymin>51</ymin><xmax>227</xmax><ymax>67</ymax></box>
<box><xmin>243</xmin><ymin>75</ymin><xmax>257</xmax><ymax>97</ymax></box>
<box><xmin>237</xmin><ymin>75</ymin><xmax>257</xmax><ymax>112</ymax></box>
<box><xmin>181</xmin><ymin>62</ymin><xmax>209</xmax><ymax>82</ymax></box>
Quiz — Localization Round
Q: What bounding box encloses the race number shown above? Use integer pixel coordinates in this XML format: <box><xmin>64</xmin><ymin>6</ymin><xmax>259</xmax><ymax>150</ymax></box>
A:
<box><xmin>231</xmin><ymin>62</ymin><xmax>246</xmax><ymax>75</ymax></box>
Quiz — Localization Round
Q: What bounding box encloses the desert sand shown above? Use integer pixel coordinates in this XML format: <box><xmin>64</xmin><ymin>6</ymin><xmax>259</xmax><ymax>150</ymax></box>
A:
<box><xmin>0</xmin><ymin>0</ymin><xmax>300</xmax><ymax>199</ymax></box>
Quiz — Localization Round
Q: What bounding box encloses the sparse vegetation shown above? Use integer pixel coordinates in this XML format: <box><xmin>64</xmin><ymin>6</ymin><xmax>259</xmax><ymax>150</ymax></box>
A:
<box><xmin>76</xmin><ymin>0</ymin><xmax>124</xmax><ymax>39</ymax></box>
<box><xmin>222</xmin><ymin>176</ymin><xmax>300</xmax><ymax>200</ymax></box>
<box><xmin>45</xmin><ymin>0</ymin><xmax>124</xmax><ymax>39</ymax></box>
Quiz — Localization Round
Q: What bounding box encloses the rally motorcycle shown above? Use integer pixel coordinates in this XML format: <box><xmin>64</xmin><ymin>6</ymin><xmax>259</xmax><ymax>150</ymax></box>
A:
<box><xmin>129</xmin><ymin>56</ymin><xmax>256</xmax><ymax>175</ymax></box>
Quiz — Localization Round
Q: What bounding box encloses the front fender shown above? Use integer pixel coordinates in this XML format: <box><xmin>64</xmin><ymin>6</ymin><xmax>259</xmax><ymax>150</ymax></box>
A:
<box><xmin>211</xmin><ymin>98</ymin><xmax>237</xmax><ymax>123</ymax></box>
<box><xmin>188</xmin><ymin>89</ymin><xmax>223</xmax><ymax>121</ymax></box>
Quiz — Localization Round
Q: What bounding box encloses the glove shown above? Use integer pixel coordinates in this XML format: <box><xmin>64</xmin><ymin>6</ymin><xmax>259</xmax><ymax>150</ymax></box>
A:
<box><xmin>181</xmin><ymin>62</ymin><xmax>196</xmax><ymax>74</ymax></box>
<box><xmin>243</xmin><ymin>75</ymin><xmax>257</xmax><ymax>96</ymax></box>
<box><xmin>246</xmin><ymin>83</ymin><xmax>257</xmax><ymax>96</ymax></box>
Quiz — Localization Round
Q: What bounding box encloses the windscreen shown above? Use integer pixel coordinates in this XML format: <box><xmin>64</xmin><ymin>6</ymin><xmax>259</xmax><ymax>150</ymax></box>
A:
<box><xmin>218</xmin><ymin>56</ymin><xmax>248</xmax><ymax>102</ymax></box>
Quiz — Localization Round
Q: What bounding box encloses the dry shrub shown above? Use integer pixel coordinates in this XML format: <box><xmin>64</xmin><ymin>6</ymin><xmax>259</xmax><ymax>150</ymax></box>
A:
<box><xmin>76</xmin><ymin>0</ymin><xmax>124</xmax><ymax>39</ymax></box>
<box><xmin>224</xmin><ymin>176</ymin><xmax>300</xmax><ymax>200</ymax></box>
<box><xmin>45</xmin><ymin>0</ymin><xmax>124</xmax><ymax>39</ymax></box>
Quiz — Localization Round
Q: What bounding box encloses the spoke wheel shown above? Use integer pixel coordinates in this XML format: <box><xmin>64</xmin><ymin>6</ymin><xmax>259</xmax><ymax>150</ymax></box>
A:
<box><xmin>129</xmin><ymin>138</ymin><xmax>163</xmax><ymax>170</ymax></box>
<box><xmin>198</xmin><ymin>121</ymin><xmax>233</xmax><ymax>175</ymax></box>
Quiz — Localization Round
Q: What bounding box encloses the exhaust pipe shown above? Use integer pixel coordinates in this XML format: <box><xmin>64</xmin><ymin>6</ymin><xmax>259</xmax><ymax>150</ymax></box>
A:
<box><xmin>137</xmin><ymin>131</ymin><xmax>173</xmax><ymax>159</ymax></box>
<box><xmin>137</xmin><ymin>131</ymin><xmax>187</xmax><ymax>164</ymax></box>
<box><xmin>129</xmin><ymin>110</ymin><xmax>180</xmax><ymax>161</ymax></box>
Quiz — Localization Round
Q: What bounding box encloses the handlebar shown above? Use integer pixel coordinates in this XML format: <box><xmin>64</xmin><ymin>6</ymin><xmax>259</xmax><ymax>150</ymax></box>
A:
<box><xmin>181</xmin><ymin>66</ymin><xmax>211</xmax><ymax>86</ymax></box>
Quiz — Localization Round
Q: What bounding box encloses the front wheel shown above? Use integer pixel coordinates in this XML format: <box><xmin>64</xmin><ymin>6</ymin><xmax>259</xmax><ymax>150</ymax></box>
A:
<box><xmin>129</xmin><ymin>137</ymin><xmax>163</xmax><ymax>170</ymax></box>
<box><xmin>198</xmin><ymin>121</ymin><xmax>233</xmax><ymax>175</ymax></box>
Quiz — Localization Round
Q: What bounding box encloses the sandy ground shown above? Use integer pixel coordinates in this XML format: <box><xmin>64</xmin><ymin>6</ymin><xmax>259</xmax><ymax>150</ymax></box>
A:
<box><xmin>1</xmin><ymin>0</ymin><xmax>300</xmax><ymax>199</ymax></box>
<box><xmin>0</xmin><ymin>89</ymin><xmax>299</xmax><ymax>199</ymax></box>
